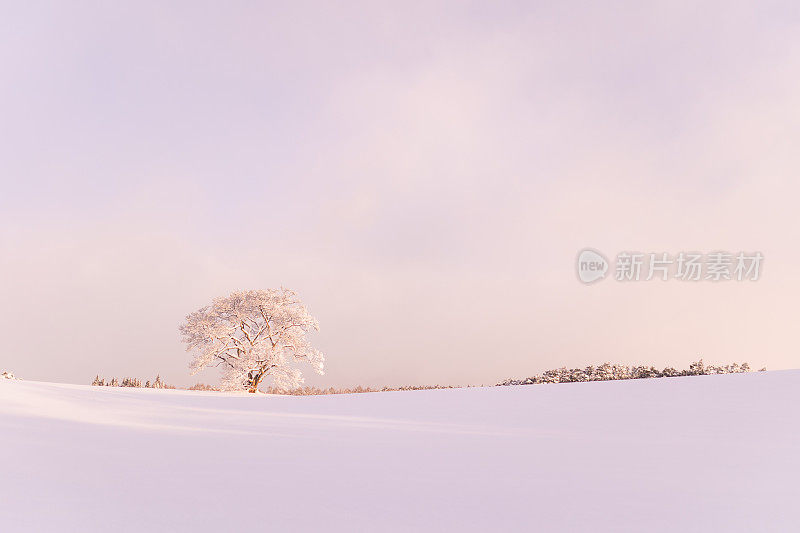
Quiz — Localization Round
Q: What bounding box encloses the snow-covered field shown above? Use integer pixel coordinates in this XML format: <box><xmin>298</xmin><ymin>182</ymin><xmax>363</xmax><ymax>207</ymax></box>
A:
<box><xmin>1</xmin><ymin>372</ymin><xmax>798</xmax><ymax>532</ymax></box>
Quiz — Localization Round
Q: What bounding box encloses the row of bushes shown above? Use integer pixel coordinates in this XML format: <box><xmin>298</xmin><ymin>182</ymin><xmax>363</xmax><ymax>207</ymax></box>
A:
<box><xmin>263</xmin><ymin>384</ymin><xmax>460</xmax><ymax>395</ymax></box>
<box><xmin>498</xmin><ymin>360</ymin><xmax>764</xmax><ymax>386</ymax></box>
<box><xmin>179</xmin><ymin>384</ymin><xmax>460</xmax><ymax>394</ymax></box>
<box><xmin>91</xmin><ymin>375</ymin><xmax>175</xmax><ymax>389</ymax></box>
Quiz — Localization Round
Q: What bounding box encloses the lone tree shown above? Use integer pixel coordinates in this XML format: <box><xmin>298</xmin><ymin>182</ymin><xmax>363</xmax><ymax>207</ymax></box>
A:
<box><xmin>179</xmin><ymin>289</ymin><xmax>324</xmax><ymax>392</ymax></box>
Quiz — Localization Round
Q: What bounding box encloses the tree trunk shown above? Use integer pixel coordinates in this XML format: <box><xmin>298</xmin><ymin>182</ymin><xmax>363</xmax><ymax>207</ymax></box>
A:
<box><xmin>248</xmin><ymin>373</ymin><xmax>263</xmax><ymax>393</ymax></box>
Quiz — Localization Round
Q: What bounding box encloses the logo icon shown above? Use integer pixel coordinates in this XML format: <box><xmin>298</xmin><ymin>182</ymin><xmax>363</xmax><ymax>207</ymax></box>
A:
<box><xmin>576</xmin><ymin>248</ymin><xmax>608</xmax><ymax>284</ymax></box>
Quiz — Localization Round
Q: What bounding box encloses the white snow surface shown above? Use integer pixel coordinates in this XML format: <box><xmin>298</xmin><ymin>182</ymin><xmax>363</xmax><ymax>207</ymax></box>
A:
<box><xmin>1</xmin><ymin>371</ymin><xmax>798</xmax><ymax>532</ymax></box>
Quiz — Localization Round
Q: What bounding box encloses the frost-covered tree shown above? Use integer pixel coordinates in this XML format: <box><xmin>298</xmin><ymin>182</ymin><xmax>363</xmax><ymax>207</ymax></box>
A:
<box><xmin>121</xmin><ymin>377</ymin><xmax>141</xmax><ymax>388</ymax></box>
<box><xmin>179</xmin><ymin>289</ymin><xmax>324</xmax><ymax>392</ymax></box>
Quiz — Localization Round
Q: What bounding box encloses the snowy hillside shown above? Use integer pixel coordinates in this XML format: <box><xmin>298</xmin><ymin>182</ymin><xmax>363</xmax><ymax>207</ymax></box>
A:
<box><xmin>1</xmin><ymin>372</ymin><xmax>798</xmax><ymax>532</ymax></box>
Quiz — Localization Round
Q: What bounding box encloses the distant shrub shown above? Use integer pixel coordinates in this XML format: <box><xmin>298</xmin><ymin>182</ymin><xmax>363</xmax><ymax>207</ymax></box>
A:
<box><xmin>187</xmin><ymin>383</ymin><xmax>220</xmax><ymax>391</ymax></box>
<box><xmin>498</xmin><ymin>359</ymin><xmax>758</xmax><ymax>386</ymax></box>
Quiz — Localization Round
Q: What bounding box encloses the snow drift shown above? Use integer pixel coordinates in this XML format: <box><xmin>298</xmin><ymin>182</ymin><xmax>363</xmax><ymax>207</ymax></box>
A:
<box><xmin>1</xmin><ymin>371</ymin><xmax>798</xmax><ymax>532</ymax></box>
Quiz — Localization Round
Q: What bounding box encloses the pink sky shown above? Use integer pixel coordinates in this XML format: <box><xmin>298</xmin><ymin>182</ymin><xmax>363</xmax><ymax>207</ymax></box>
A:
<box><xmin>1</xmin><ymin>1</ymin><xmax>799</xmax><ymax>387</ymax></box>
